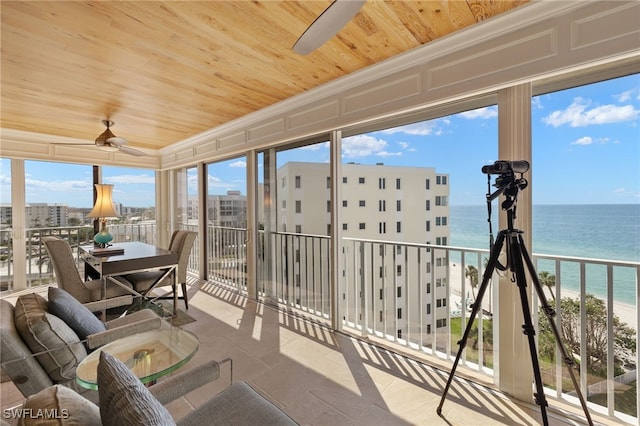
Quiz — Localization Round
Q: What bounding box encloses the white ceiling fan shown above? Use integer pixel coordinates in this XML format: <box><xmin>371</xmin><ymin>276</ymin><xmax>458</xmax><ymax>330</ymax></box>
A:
<box><xmin>293</xmin><ymin>0</ymin><xmax>366</xmax><ymax>55</ymax></box>
<box><xmin>52</xmin><ymin>120</ymin><xmax>146</xmax><ymax>156</ymax></box>
<box><xmin>93</xmin><ymin>120</ymin><xmax>146</xmax><ymax>156</ymax></box>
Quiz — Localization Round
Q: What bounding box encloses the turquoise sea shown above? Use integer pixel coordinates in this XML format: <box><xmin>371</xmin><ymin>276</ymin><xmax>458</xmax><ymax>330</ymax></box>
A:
<box><xmin>449</xmin><ymin>204</ymin><xmax>640</xmax><ymax>303</ymax></box>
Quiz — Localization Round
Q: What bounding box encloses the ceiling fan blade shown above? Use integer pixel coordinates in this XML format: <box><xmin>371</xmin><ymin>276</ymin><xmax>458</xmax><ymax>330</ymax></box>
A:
<box><xmin>293</xmin><ymin>0</ymin><xmax>366</xmax><ymax>55</ymax></box>
<box><xmin>106</xmin><ymin>136</ymin><xmax>128</xmax><ymax>146</ymax></box>
<box><xmin>118</xmin><ymin>145</ymin><xmax>147</xmax><ymax>157</ymax></box>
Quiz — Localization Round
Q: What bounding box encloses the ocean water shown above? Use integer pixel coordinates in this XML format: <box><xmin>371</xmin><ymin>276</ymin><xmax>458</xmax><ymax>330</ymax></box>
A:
<box><xmin>449</xmin><ymin>204</ymin><xmax>640</xmax><ymax>303</ymax></box>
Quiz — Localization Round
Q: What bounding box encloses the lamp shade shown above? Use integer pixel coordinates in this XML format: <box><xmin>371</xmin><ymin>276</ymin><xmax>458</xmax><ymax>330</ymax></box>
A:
<box><xmin>87</xmin><ymin>184</ymin><xmax>119</xmax><ymax>218</ymax></box>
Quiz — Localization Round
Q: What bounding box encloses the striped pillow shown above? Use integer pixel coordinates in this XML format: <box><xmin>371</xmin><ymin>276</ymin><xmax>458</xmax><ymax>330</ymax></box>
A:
<box><xmin>97</xmin><ymin>351</ymin><xmax>175</xmax><ymax>426</ymax></box>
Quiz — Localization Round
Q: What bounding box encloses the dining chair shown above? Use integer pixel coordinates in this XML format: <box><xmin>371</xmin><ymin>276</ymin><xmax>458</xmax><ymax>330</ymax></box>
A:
<box><xmin>123</xmin><ymin>230</ymin><xmax>197</xmax><ymax>313</ymax></box>
<box><xmin>42</xmin><ymin>236</ymin><xmax>134</xmax><ymax>304</ymax></box>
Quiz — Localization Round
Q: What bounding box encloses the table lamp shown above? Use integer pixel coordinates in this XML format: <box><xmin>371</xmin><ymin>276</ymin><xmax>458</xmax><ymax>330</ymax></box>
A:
<box><xmin>87</xmin><ymin>184</ymin><xmax>120</xmax><ymax>248</ymax></box>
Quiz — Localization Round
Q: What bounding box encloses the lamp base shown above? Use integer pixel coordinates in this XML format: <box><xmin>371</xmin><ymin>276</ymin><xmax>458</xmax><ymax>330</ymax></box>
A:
<box><xmin>94</xmin><ymin>222</ymin><xmax>113</xmax><ymax>248</ymax></box>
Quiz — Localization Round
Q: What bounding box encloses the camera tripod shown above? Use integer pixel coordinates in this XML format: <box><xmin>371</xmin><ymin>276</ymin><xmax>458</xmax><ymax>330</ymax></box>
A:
<box><xmin>436</xmin><ymin>203</ymin><xmax>593</xmax><ymax>425</ymax></box>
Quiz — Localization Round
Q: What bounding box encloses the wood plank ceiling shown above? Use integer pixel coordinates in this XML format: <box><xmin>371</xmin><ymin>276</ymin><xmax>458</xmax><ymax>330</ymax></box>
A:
<box><xmin>1</xmin><ymin>1</ymin><xmax>527</xmax><ymax>153</ymax></box>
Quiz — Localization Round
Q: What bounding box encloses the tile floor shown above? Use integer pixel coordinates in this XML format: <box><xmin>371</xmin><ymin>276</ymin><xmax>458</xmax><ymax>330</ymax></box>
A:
<box><xmin>1</xmin><ymin>280</ymin><xmax>626</xmax><ymax>425</ymax></box>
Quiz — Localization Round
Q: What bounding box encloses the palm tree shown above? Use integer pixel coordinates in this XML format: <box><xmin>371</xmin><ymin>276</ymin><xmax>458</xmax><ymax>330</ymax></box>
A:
<box><xmin>465</xmin><ymin>265</ymin><xmax>479</xmax><ymax>302</ymax></box>
<box><xmin>538</xmin><ymin>270</ymin><xmax>556</xmax><ymax>302</ymax></box>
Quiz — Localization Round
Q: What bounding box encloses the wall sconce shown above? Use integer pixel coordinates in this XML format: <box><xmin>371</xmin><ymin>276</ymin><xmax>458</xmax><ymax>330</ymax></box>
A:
<box><xmin>87</xmin><ymin>184</ymin><xmax>119</xmax><ymax>247</ymax></box>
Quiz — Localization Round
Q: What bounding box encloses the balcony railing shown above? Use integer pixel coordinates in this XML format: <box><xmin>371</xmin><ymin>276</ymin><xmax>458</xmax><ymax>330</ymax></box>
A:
<box><xmin>2</xmin><ymin>224</ymin><xmax>637</xmax><ymax>422</ymax></box>
<box><xmin>0</xmin><ymin>223</ymin><xmax>157</xmax><ymax>291</ymax></box>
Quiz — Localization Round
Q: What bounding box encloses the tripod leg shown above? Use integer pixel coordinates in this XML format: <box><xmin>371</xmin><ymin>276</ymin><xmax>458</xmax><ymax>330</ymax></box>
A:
<box><xmin>509</xmin><ymin>233</ymin><xmax>550</xmax><ymax>425</ymax></box>
<box><xmin>519</xmin><ymin>235</ymin><xmax>594</xmax><ymax>426</ymax></box>
<box><xmin>437</xmin><ymin>230</ymin><xmax>505</xmax><ymax>415</ymax></box>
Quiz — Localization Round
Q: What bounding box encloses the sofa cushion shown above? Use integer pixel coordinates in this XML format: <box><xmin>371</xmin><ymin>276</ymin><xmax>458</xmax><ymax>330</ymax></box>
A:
<box><xmin>177</xmin><ymin>381</ymin><xmax>299</xmax><ymax>426</ymax></box>
<box><xmin>98</xmin><ymin>351</ymin><xmax>175</xmax><ymax>426</ymax></box>
<box><xmin>14</xmin><ymin>293</ymin><xmax>87</xmax><ymax>382</ymax></box>
<box><xmin>17</xmin><ymin>384</ymin><xmax>101</xmax><ymax>426</ymax></box>
<box><xmin>48</xmin><ymin>287</ymin><xmax>106</xmax><ymax>340</ymax></box>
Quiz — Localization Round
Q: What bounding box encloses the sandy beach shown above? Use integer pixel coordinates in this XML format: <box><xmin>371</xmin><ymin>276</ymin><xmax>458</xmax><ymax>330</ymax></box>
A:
<box><xmin>449</xmin><ymin>263</ymin><xmax>637</xmax><ymax>331</ymax></box>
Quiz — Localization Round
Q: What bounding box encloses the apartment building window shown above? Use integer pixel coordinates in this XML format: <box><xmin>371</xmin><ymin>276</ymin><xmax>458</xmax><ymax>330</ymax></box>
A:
<box><xmin>396</xmin><ymin>221</ymin><xmax>401</xmax><ymax>233</ymax></box>
<box><xmin>436</xmin><ymin>175</ymin><xmax>447</xmax><ymax>185</ymax></box>
<box><xmin>379</xmin><ymin>244</ymin><xmax>385</xmax><ymax>256</ymax></box>
<box><xmin>396</xmin><ymin>178</ymin><xmax>401</xmax><ymax>189</ymax></box>
<box><xmin>342</xmin><ymin>200</ymin><xmax>348</xmax><ymax>207</ymax></box>
<box><xmin>359</xmin><ymin>200</ymin><xmax>366</xmax><ymax>207</ymax></box>
<box><xmin>397</xmin><ymin>308</ymin><xmax>402</xmax><ymax>319</ymax></box>
<box><xmin>379</xmin><ymin>267</ymin><xmax>384</xmax><ymax>278</ymax></box>
<box><xmin>397</xmin><ymin>330</ymin><xmax>402</xmax><ymax>339</ymax></box>
<box><xmin>436</xmin><ymin>278</ymin><xmax>443</xmax><ymax>287</ymax></box>
<box><xmin>436</xmin><ymin>217</ymin><xmax>441</xmax><ymax>226</ymax></box>
<box><xmin>379</xmin><ymin>311</ymin><xmax>383</xmax><ymax>322</ymax></box>
<box><xmin>295</xmin><ymin>200</ymin><xmax>302</xmax><ymax>213</ymax></box>
<box><xmin>379</xmin><ymin>200</ymin><xmax>386</xmax><ymax>211</ymax></box>
<box><xmin>379</xmin><ymin>222</ymin><xmax>386</xmax><ymax>234</ymax></box>
<box><xmin>343</xmin><ymin>223</ymin><xmax>348</xmax><ymax>230</ymax></box>
<box><xmin>326</xmin><ymin>176</ymin><xmax>330</xmax><ymax>189</ymax></box>
<box><xmin>396</xmin><ymin>200</ymin><xmax>401</xmax><ymax>211</ymax></box>
<box><xmin>397</xmin><ymin>286</ymin><xmax>401</xmax><ymax>297</ymax></box>
<box><xmin>425</xmin><ymin>179</ymin><xmax>430</xmax><ymax>190</ymax></box>
<box><xmin>327</xmin><ymin>224</ymin><xmax>331</xmax><ymax>234</ymax></box>
<box><xmin>295</xmin><ymin>225</ymin><xmax>302</xmax><ymax>233</ymax></box>
<box><xmin>282</xmin><ymin>200</ymin><xmax>286</xmax><ymax>209</ymax></box>
<box><xmin>295</xmin><ymin>175</ymin><xmax>301</xmax><ymax>188</ymax></box>
<box><xmin>441</xmin><ymin>217</ymin><xmax>447</xmax><ymax>226</ymax></box>
<box><xmin>435</xmin><ymin>196</ymin><xmax>448</xmax><ymax>206</ymax></box>
<box><xmin>343</xmin><ymin>177</ymin><xmax>347</xmax><ymax>183</ymax></box>
<box><xmin>426</xmin><ymin>200</ymin><xmax>431</xmax><ymax>211</ymax></box>
<box><xmin>426</xmin><ymin>221</ymin><xmax>431</xmax><ymax>232</ymax></box>
<box><xmin>281</xmin><ymin>177</ymin><xmax>286</xmax><ymax>188</ymax></box>
<box><xmin>396</xmin><ymin>265</ymin><xmax>402</xmax><ymax>276</ymax></box>
<box><xmin>396</xmin><ymin>245</ymin><xmax>401</xmax><ymax>255</ymax></box>
<box><xmin>436</xmin><ymin>319</ymin><xmax>447</xmax><ymax>328</ymax></box>
<box><xmin>426</xmin><ymin>303</ymin><xmax>431</xmax><ymax>315</ymax></box>
<box><xmin>359</xmin><ymin>177</ymin><xmax>365</xmax><ymax>184</ymax></box>
<box><xmin>437</xmin><ymin>299</ymin><xmax>442</xmax><ymax>308</ymax></box>
<box><xmin>378</xmin><ymin>177</ymin><xmax>385</xmax><ymax>189</ymax></box>
<box><xmin>359</xmin><ymin>223</ymin><xmax>366</xmax><ymax>230</ymax></box>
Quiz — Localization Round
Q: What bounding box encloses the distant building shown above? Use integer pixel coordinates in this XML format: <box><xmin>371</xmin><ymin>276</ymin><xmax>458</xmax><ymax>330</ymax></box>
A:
<box><xmin>22</xmin><ymin>203</ymin><xmax>69</xmax><ymax>228</ymax></box>
<box><xmin>188</xmin><ymin>190</ymin><xmax>247</xmax><ymax>228</ymax></box>
<box><xmin>275</xmin><ymin>161</ymin><xmax>450</xmax><ymax>338</ymax></box>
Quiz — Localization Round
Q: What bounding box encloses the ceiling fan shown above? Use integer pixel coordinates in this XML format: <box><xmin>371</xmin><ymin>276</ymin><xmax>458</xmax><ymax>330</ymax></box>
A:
<box><xmin>93</xmin><ymin>120</ymin><xmax>146</xmax><ymax>156</ymax></box>
<box><xmin>293</xmin><ymin>0</ymin><xmax>366</xmax><ymax>55</ymax></box>
<box><xmin>53</xmin><ymin>120</ymin><xmax>146</xmax><ymax>156</ymax></box>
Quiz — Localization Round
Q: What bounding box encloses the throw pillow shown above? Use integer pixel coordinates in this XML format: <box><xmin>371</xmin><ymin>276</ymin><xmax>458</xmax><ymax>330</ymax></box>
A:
<box><xmin>97</xmin><ymin>351</ymin><xmax>176</xmax><ymax>426</ymax></box>
<box><xmin>14</xmin><ymin>293</ymin><xmax>87</xmax><ymax>382</ymax></box>
<box><xmin>48</xmin><ymin>287</ymin><xmax>106</xmax><ymax>340</ymax></box>
<box><xmin>17</xmin><ymin>384</ymin><xmax>101</xmax><ymax>426</ymax></box>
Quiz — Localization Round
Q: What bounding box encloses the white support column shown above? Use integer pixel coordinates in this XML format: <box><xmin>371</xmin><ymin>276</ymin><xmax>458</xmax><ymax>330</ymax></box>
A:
<box><xmin>11</xmin><ymin>159</ymin><xmax>26</xmax><ymax>290</ymax></box>
<box><xmin>330</xmin><ymin>130</ymin><xmax>343</xmax><ymax>331</ymax></box>
<box><xmin>197</xmin><ymin>163</ymin><xmax>207</xmax><ymax>281</ymax></box>
<box><xmin>497</xmin><ymin>83</ymin><xmax>533</xmax><ymax>401</ymax></box>
<box><xmin>246</xmin><ymin>150</ymin><xmax>258</xmax><ymax>300</ymax></box>
<box><xmin>155</xmin><ymin>169</ymin><xmax>171</xmax><ymax>248</ymax></box>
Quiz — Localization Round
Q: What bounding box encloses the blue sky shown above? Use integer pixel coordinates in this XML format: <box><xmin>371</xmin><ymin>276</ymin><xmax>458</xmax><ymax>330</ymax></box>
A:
<box><xmin>1</xmin><ymin>74</ymin><xmax>638</xmax><ymax>207</ymax></box>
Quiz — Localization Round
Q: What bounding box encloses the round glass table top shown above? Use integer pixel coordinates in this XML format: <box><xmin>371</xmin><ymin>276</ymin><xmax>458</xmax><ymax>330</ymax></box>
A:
<box><xmin>76</xmin><ymin>327</ymin><xmax>199</xmax><ymax>390</ymax></box>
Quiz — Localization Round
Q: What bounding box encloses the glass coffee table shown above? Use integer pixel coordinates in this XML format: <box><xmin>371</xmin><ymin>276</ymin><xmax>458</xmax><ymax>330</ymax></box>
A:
<box><xmin>76</xmin><ymin>327</ymin><xmax>199</xmax><ymax>390</ymax></box>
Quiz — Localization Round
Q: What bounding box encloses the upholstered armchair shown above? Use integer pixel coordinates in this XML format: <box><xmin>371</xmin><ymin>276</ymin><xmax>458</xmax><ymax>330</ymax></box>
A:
<box><xmin>14</xmin><ymin>353</ymin><xmax>299</xmax><ymax>426</ymax></box>
<box><xmin>42</xmin><ymin>236</ymin><xmax>133</xmax><ymax>303</ymax></box>
<box><xmin>0</xmin><ymin>289</ymin><xmax>162</xmax><ymax>399</ymax></box>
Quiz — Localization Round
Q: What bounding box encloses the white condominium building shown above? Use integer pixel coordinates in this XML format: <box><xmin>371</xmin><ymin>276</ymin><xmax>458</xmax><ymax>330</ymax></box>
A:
<box><xmin>276</xmin><ymin>161</ymin><xmax>450</xmax><ymax>340</ymax></box>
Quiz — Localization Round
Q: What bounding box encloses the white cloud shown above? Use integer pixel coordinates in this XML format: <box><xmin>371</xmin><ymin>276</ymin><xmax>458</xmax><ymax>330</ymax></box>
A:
<box><xmin>616</xmin><ymin>89</ymin><xmax>635</xmax><ymax>102</ymax></box>
<box><xmin>572</xmin><ymin>136</ymin><xmax>592</xmax><ymax>145</ymax></box>
<box><xmin>229</xmin><ymin>160</ymin><xmax>246</xmax><ymax>168</ymax></box>
<box><xmin>459</xmin><ymin>106</ymin><xmax>498</xmax><ymax>119</ymax></box>
<box><xmin>377</xmin><ymin>151</ymin><xmax>402</xmax><ymax>157</ymax></box>
<box><xmin>25</xmin><ymin>178</ymin><xmax>92</xmax><ymax>192</ymax></box>
<box><xmin>543</xmin><ymin>97</ymin><xmax>639</xmax><ymax>127</ymax></box>
<box><xmin>381</xmin><ymin>121</ymin><xmax>445</xmax><ymax>136</ymax></box>
<box><xmin>342</xmin><ymin>134</ymin><xmax>389</xmax><ymax>158</ymax></box>
<box><xmin>105</xmin><ymin>174</ymin><xmax>155</xmax><ymax>184</ymax></box>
